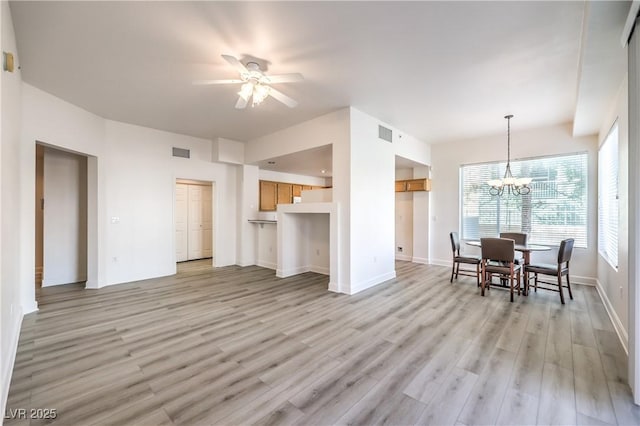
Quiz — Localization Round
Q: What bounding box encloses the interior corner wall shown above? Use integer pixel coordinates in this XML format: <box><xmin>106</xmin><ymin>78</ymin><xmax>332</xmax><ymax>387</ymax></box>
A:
<box><xmin>1</xmin><ymin>0</ymin><xmax>24</xmax><ymax>415</ymax></box>
<box><xmin>429</xmin><ymin>124</ymin><xmax>598</xmax><ymax>281</ymax></box>
<box><xmin>43</xmin><ymin>147</ymin><xmax>88</xmax><ymax>286</ymax></box>
<box><xmin>597</xmin><ymin>74</ymin><xmax>630</xmax><ymax>350</ymax></box>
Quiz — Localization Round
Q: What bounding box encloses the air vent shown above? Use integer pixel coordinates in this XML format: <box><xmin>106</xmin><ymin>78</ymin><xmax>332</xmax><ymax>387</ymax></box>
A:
<box><xmin>378</xmin><ymin>125</ymin><xmax>393</xmax><ymax>143</ymax></box>
<box><xmin>172</xmin><ymin>147</ymin><xmax>190</xmax><ymax>158</ymax></box>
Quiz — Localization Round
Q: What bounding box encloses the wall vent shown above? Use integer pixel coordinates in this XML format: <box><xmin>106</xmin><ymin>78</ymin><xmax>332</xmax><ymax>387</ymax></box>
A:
<box><xmin>172</xmin><ymin>147</ymin><xmax>190</xmax><ymax>159</ymax></box>
<box><xmin>378</xmin><ymin>125</ymin><xmax>393</xmax><ymax>143</ymax></box>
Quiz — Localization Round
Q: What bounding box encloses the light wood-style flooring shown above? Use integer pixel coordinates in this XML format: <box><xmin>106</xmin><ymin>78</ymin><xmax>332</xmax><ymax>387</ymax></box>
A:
<box><xmin>5</xmin><ymin>261</ymin><xmax>640</xmax><ymax>425</ymax></box>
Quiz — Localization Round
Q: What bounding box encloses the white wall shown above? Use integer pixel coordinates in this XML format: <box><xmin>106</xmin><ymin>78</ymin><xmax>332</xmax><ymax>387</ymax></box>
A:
<box><xmin>258</xmin><ymin>169</ymin><xmax>328</xmax><ymax>187</ymax></box>
<box><xmin>430</xmin><ymin>123</ymin><xmax>598</xmax><ymax>284</ymax></box>
<box><xmin>412</xmin><ymin>166</ymin><xmax>430</xmax><ymax>264</ymax></box>
<box><xmin>105</xmin><ymin>120</ymin><xmax>238</xmax><ymax>283</ymax></box>
<box><xmin>21</xmin><ymin>85</ymin><xmax>239</xmax><ymax>288</ymax></box>
<box><xmin>1</xmin><ymin>0</ymin><xmax>24</xmax><ymax>414</ymax></box>
<box><xmin>348</xmin><ymin>109</ymin><xmax>399</xmax><ymax>292</ymax></box>
<box><xmin>597</xmin><ymin>75</ymin><xmax>629</xmax><ymax>350</ymax></box>
<box><xmin>245</xmin><ymin>109</ymin><xmax>350</xmax><ymax>164</ymax></box>
<box><xmin>395</xmin><ymin>168</ymin><xmax>414</xmax><ymax>260</ymax></box>
<box><xmin>43</xmin><ymin>147</ymin><xmax>87</xmax><ymax>286</ymax></box>
<box><xmin>237</xmin><ymin>164</ymin><xmax>258</xmax><ymax>266</ymax></box>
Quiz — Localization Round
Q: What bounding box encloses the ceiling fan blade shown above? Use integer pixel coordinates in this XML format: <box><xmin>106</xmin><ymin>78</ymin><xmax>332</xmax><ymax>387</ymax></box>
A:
<box><xmin>222</xmin><ymin>54</ymin><xmax>249</xmax><ymax>74</ymax></box>
<box><xmin>265</xmin><ymin>73</ymin><xmax>304</xmax><ymax>84</ymax></box>
<box><xmin>268</xmin><ymin>87</ymin><xmax>298</xmax><ymax>108</ymax></box>
<box><xmin>235</xmin><ymin>96</ymin><xmax>248</xmax><ymax>109</ymax></box>
<box><xmin>193</xmin><ymin>79</ymin><xmax>243</xmax><ymax>85</ymax></box>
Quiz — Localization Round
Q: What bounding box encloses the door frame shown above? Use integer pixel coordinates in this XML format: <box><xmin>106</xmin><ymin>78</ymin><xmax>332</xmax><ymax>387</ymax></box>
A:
<box><xmin>174</xmin><ymin>178</ymin><xmax>215</xmax><ymax>265</ymax></box>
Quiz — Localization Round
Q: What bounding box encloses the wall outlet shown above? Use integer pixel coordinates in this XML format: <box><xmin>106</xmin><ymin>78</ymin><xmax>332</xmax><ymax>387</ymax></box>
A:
<box><xmin>397</xmin><ymin>246</ymin><xmax>403</xmax><ymax>253</ymax></box>
<box><xmin>112</xmin><ymin>256</ymin><xmax>118</xmax><ymax>262</ymax></box>
<box><xmin>269</xmin><ymin>246</ymin><xmax>272</xmax><ymax>253</ymax></box>
<box><xmin>316</xmin><ymin>249</ymin><xmax>320</xmax><ymax>256</ymax></box>
<box><xmin>373</xmin><ymin>256</ymin><xmax>377</xmax><ymax>263</ymax></box>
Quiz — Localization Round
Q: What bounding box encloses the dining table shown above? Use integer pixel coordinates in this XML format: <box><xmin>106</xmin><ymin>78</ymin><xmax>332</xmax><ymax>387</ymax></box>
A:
<box><xmin>464</xmin><ymin>240</ymin><xmax>551</xmax><ymax>265</ymax></box>
<box><xmin>465</xmin><ymin>240</ymin><xmax>551</xmax><ymax>296</ymax></box>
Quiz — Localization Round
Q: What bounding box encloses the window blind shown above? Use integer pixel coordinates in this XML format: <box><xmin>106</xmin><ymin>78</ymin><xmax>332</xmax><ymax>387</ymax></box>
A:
<box><xmin>460</xmin><ymin>152</ymin><xmax>588</xmax><ymax>247</ymax></box>
<box><xmin>598</xmin><ymin>122</ymin><xmax>619</xmax><ymax>269</ymax></box>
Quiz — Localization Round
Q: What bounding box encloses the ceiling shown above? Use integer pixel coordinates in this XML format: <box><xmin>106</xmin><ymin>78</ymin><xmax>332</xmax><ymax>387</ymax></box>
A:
<box><xmin>9</xmin><ymin>1</ymin><xmax>629</xmax><ymax>148</ymax></box>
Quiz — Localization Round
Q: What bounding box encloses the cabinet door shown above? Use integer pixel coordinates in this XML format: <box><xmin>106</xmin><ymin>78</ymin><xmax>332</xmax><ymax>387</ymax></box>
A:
<box><xmin>260</xmin><ymin>181</ymin><xmax>277</xmax><ymax>211</ymax></box>
<box><xmin>277</xmin><ymin>183</ymin><xmax>293</xmax><ymax>204</ymax></box>
<box><xmin>292</xmin><ymin>184</ymin><xmax>303</xmax><ymax>197</ymax></box>
<box><xmin>395</xmin><ymin>180</ymin><xmax>407</xmax><ymax>192</ymax></box>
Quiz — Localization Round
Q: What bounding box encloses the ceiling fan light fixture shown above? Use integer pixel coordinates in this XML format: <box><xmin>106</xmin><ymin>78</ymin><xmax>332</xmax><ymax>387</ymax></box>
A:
<box><xmin>238</xmin><ymin>82</ymin><xmax>253</xmax><ymax>101</ymax></box>
<box><xmin>252</xmin><ymin>84</ymin><xmax>270</xmax><ymax>106</ymax></box>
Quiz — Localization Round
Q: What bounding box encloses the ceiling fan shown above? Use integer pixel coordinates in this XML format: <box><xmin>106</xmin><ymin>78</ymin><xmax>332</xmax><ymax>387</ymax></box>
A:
<box><xmin>194</xmin><ymin>55</ymin><xmax>303</xmax><ymax>109</ymax></box>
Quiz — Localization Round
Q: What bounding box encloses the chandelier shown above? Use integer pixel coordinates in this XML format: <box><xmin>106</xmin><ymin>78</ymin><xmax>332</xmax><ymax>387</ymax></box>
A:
<box><xmin>487</xmin><ymin>115</ymin><xmax>532</xmax><ymax>196</ymax></box>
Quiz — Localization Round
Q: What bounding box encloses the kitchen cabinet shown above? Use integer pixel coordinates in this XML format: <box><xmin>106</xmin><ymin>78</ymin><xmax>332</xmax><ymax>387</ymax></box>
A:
<box><xmin>260</xmin><ymin>180</ymin><xmax>326</xmax><ymax>211</ymax></box>
<box><xmin>277</xmin><ymin>183</ymin><xmax>293</xmax><ymax>204</ymax></box>
<box><xmin>260</xmin><ymin>181</ymin><xmax>278</xmax><ymax>211</ymax></box>
<box><xmin>395</xmin><ymin>178</ymin><xmax>431</xmax><ymax>192</ymax></box>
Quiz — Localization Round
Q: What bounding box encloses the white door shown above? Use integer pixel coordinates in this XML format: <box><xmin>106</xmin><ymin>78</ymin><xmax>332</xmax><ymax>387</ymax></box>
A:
<box><xmin>175</xmin><ymin>183</ymin><xmax>189</xmax><ymax>262</ymax></box>
<box><xmin>201</xmin><ymin>185</ymin><xmax>213</xmax><ymax>258</ymax></box>
<box><xmin>188</xmin><ymin>185</ymin><xmax>203</xmax><ymax>260</ymax></box>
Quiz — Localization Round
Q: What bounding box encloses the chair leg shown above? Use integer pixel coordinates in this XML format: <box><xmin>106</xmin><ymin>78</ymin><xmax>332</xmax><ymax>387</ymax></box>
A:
<box><xmin>534</xmin><ymin>273</ymin><xmax>538</xmax><ymax>292</ymax></box>
<box><xmin>476</xmin><ymin>263</ymin><xmax>480</xmax><ymax>287</ymax></box>
<box><xmin>481</xmin><ymin>264</ymin><xmax>486</xmax><ymax>296</ymax></box>
<box><xmin>558</xmin><ymin>271</ymin><xmax>565</xmax><ymax>305</ymax></box>
<box><xmin>510</xmin><ymin>273</ymin><xmax>514</xmax><ymax>303</ymax></box>
<box><xmin>450</xmin><ymin>261</ymin><xmax>455</xmax><ymax>283</ymax></box>
<box><xmin>455</xmin><ymin>263</ymin><xmax>460</xmax><ymax>279</ymax></box>
<box><xmin>517</xmin><ymin>271</ymin><xmax>521</xmax><ymax>296</ymax></box>
<box><xmin>566</xmin><ymin>273</ymin><xmax>573</xmax><ymax>300</ymax></box>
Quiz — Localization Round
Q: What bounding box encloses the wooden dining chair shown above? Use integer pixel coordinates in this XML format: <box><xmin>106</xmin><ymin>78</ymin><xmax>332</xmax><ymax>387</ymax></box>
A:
<box><xmin>523</xmin><ymin>238</ymin><xmax>574</xmax><ymax>304</ymax></box>
<box><xmin>480</xmin><ymin>238</ymin><xmax>521</xmax><ymax>302</ymax></box>
<box><xmin>449</xmin><ymin>232</ymin><xmax>481</xmax><ymax>286</ymax></box>
<box><xmin>499</xmin><ymin>232</ymin><xmax>527</xmax><ymax>265</ymax></box>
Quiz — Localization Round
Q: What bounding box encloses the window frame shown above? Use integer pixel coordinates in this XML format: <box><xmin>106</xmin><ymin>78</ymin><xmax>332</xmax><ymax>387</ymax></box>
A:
<box><xmin>459</xmin><ymin>151</ymin><xmax>589</xmax><ymax>248</ymax></box>
<box><xmin>598</xmin><ymin>120</ymin><xmax>619</xmax><ymax>270</ymax></box>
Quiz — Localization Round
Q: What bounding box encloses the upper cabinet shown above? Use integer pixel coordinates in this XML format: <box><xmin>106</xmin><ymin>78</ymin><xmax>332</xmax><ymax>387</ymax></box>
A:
<box><xmin>259</xmin><ymin>180</ymin><xmax>326</xmax><ymax>211</ymax></box>
<box><xmin>259</xmin><ymin>181</ymin><xmax>278</xmax><ymax>211</ymax></box>
<box><xmin>277</xmin><ymin>183</ymin><xmax>292</xmax><ymax>204</ymax></box>
<box><xmin>395</xmin><ymin>178</ymin><xmax>431</xmax><ymax>192</ymax></box>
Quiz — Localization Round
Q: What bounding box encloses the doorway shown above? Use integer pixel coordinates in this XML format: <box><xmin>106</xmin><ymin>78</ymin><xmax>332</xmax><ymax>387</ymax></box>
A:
<box><xmin>175</xmin><ymin>179</ymin><xmax>214</xmax><ymax>264</ymax></box>
<box><xmin>35</xmin><ymin>144</ymin><xmax>88</xmax><ymax>291</ymax></box>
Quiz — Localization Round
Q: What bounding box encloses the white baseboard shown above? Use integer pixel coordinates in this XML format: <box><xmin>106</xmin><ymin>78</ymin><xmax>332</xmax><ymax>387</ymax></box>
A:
<box><xmin>411</xmin><ymin>256</ymin><xmax>430</xmax><ymax>265</ymax></box>
<box><xmin>236</xmin><ymin>260</ymin><xmax>255</xmax><ymax>267</ymax></box>
<box><xmin>349</xmin><ymin>270</ymin><xmax>397</xmax><ymax>294</ymax></box>
<box><xmin>276</xmin><ymin>265</ymin><xmax>309</xmax><ymax>277</ymax></box>
<box><xmin>395</xmin><ymin>254</ymin><xmax>412</xmax><ymax>262</ymax></box>
<box><xmin>257</xmin><ymin>260</ymin><xmax>276</xmax><ymax>270</ymax></box>
<box><xmin>572</xmin><ymin>275</ymin><xmax>597</xmax><ymax>286</ymax></box>
<box><xmin>2</xmin><ymin>306</ymin><xmax>24</xmax><ymax>419</ymax></box>
<box><xmin>429</xmin><ymin>258</ymin><xmax>452</xmax><ymax>268</ymax></box>
<box><xmin>328</xmin><ymin>281</ymin><xmax>340</xmax><ymax>292</ymax></box>
<box><xmin>595</xmin><ymin>279</ymin><xmax>629</xmax><ymax>355</ymax></box>
<box><xmin>309</xmin><ymin>265</ymin><xmax>330</xmax><ymax>276</ymax></box>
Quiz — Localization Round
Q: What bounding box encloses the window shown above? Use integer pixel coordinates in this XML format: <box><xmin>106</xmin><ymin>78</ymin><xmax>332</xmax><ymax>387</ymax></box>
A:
<box><xmin>460</xmin><ymin>152</ymin><xmax>588</xmax><ymax>247</ymax></box>
<box><xmin>598</xmin><ymin>122</ymin><xmax>619</xmax><ymax>269</ymax></box>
